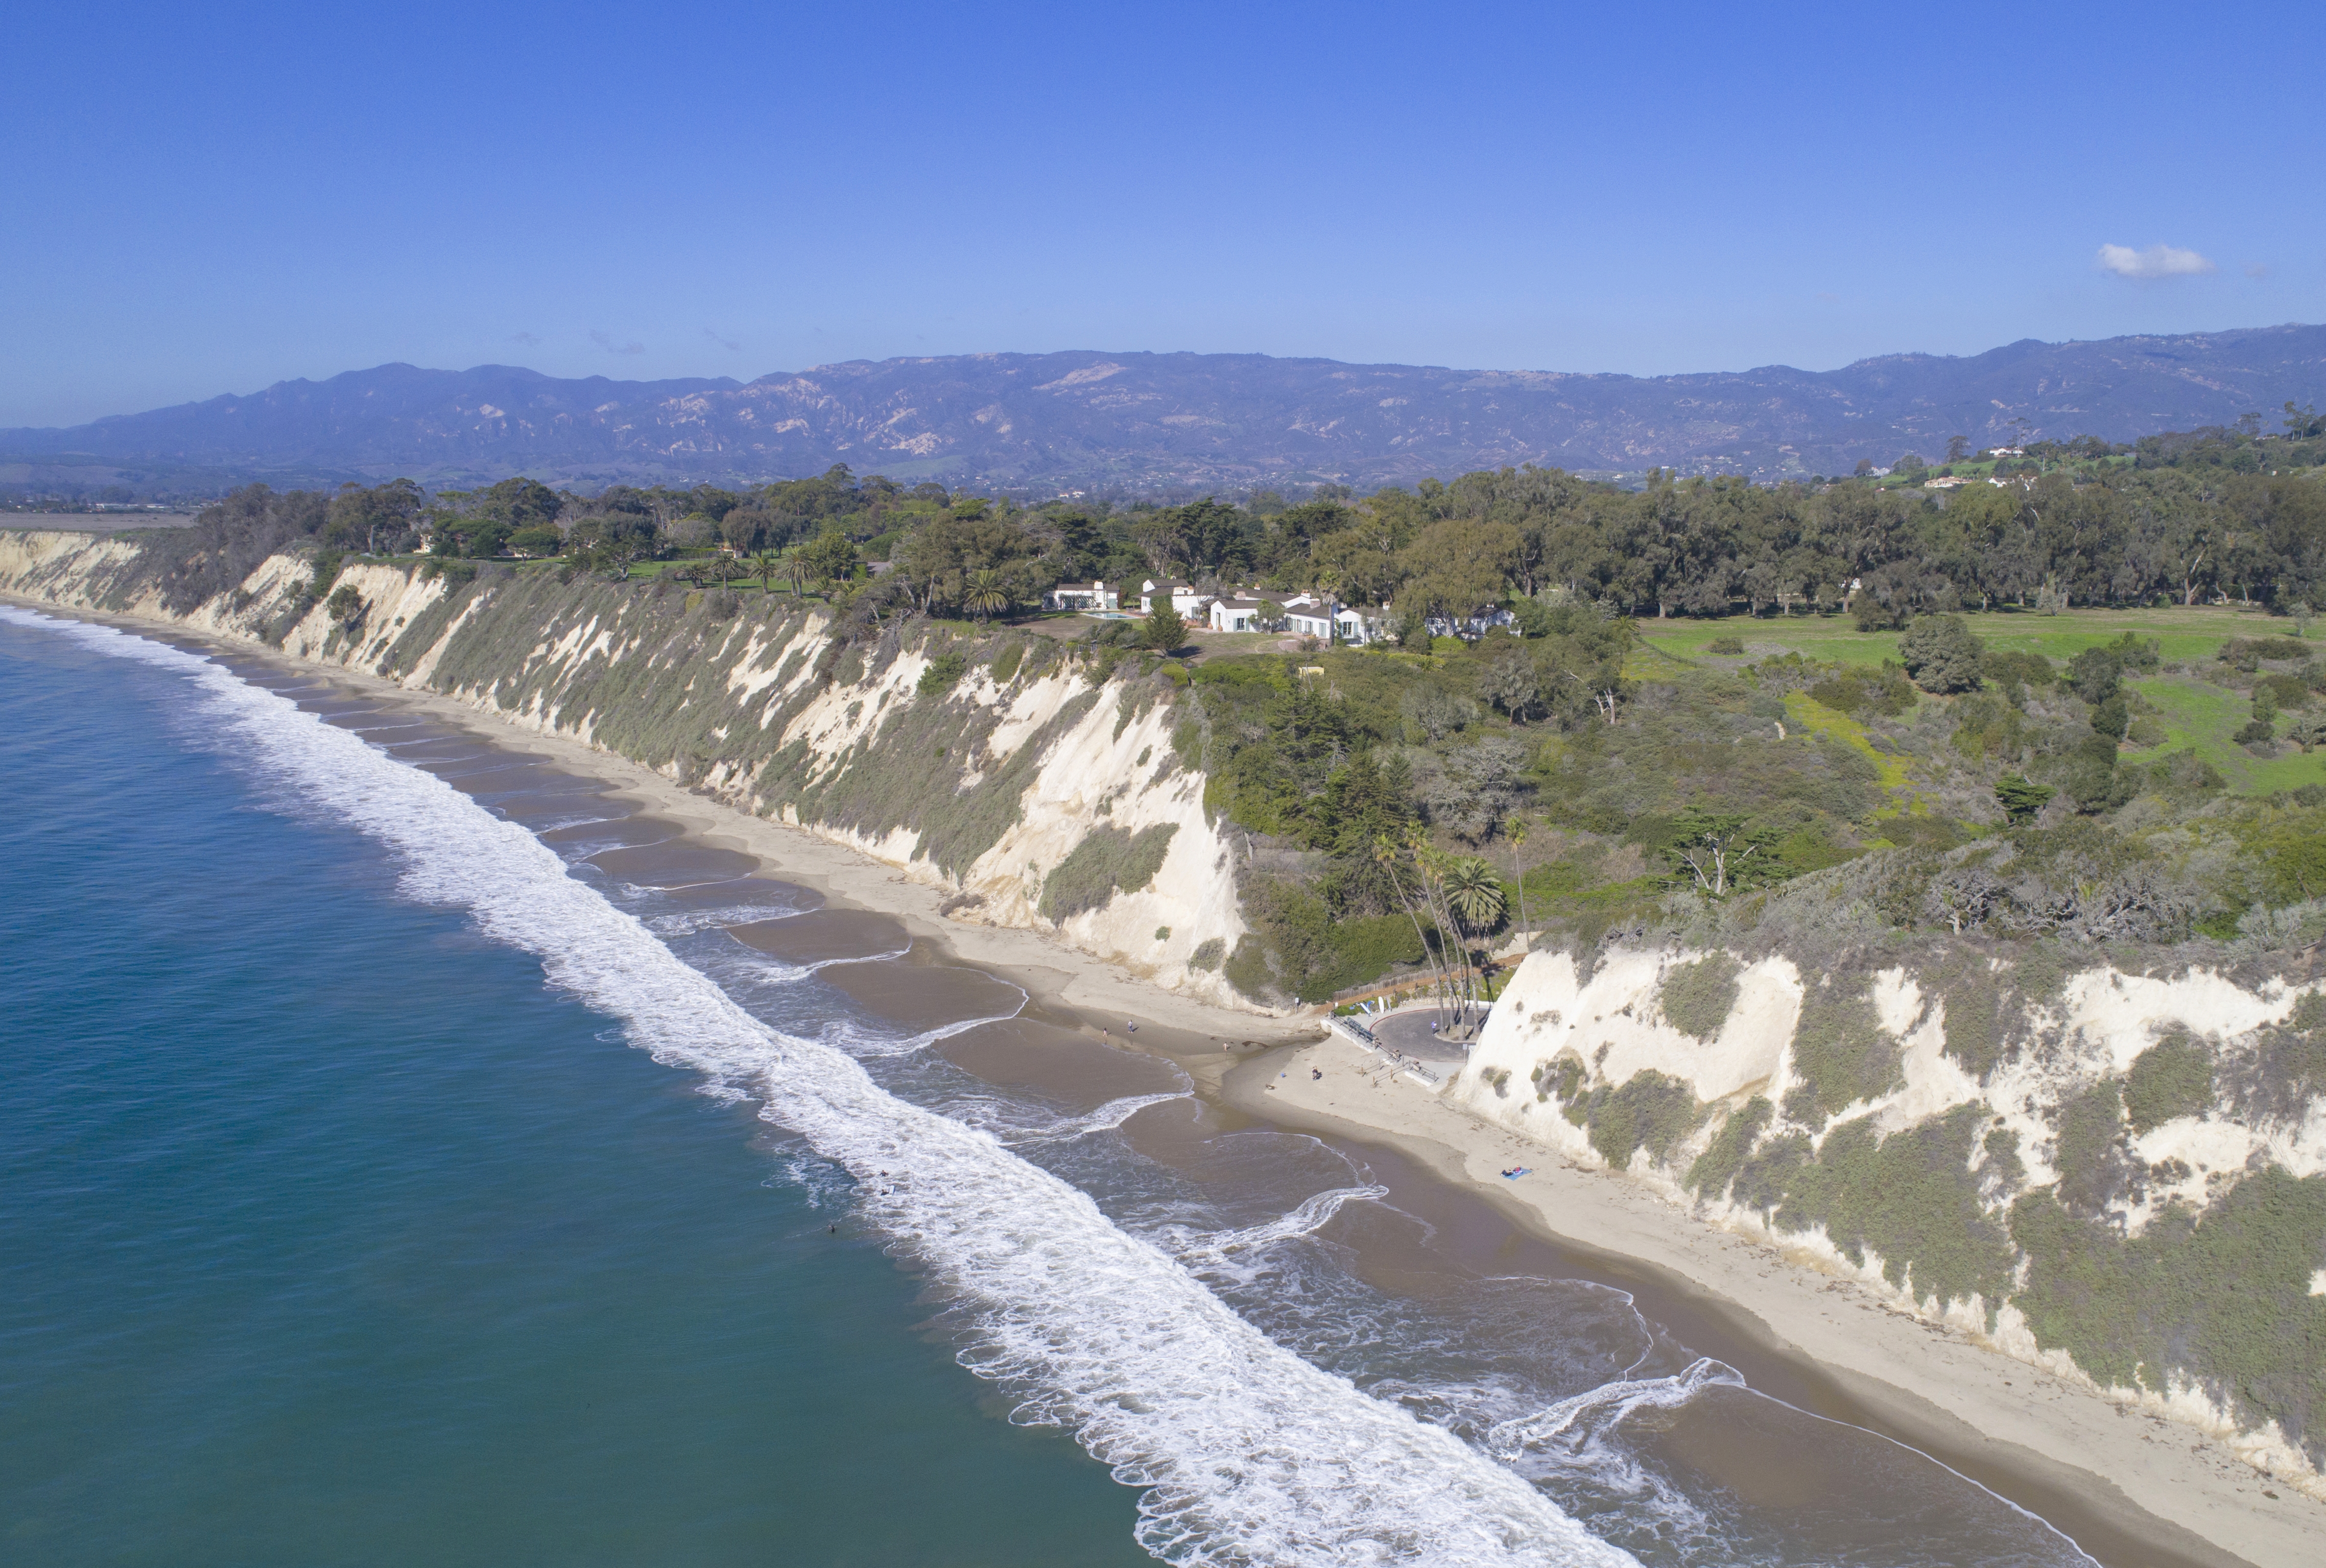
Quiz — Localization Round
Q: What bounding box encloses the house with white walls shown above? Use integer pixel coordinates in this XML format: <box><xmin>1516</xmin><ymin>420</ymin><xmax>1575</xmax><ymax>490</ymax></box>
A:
<box><xmin>1208</xmin><ymin>596</ymin><xmax>1273</xmax><ymax>633</ymax></box>
<box><xmin>1283</xmin><ymin>593</ymin><xmax>1336</xmax><ymax>641</ymax></box>
<box><xmin>1422</xmin><ymin>606</ymin><xmax>1518</xmax><ymax>640</ymax></box>
<box><xmin>1046</xmin><ymin>580</ymin><xmax>1120</xmax><ymax>611</ymax></box>
<box><xmin>1139</xmin><ymin>580</ymin><xmax>1207</xmax><ymax>616</ymax></box>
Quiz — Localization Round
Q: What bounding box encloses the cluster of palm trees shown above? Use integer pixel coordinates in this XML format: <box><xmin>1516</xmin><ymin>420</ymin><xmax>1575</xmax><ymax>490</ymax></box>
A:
<box><xmin>1372</xmin><ymin>825</ymin><xmax>1516</xmax><ymax>1031</ymax></box>
<box><xmin>675</xmin><ymin>544</ymin><xmax>829</xmax><ymax>602</ymax></box>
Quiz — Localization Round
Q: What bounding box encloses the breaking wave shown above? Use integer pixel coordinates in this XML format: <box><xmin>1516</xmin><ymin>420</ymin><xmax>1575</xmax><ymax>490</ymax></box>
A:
<box><xmin>10</xmin><ymin>606</ymin><xmax>1637</xmax><ymax>1568</ymax></box>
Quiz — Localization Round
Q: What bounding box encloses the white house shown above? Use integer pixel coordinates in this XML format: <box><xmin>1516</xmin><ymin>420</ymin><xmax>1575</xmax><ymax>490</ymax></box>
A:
<box><xmin>1335</xmin><ymin>606</ymin><xmax>1393</xmax><ymax>645</ymax></box>
<box><xmin>1422</xmin><ymin>606</ymin><xmax>1518</xmax><ymax>641</ymax></box>
<box><xmin>1208</xmin><ymin>596</ymin><xmax>1271</xmax><ymax>633</ymax></box>
<box><xmin>1047</xmin><ymin>580</ymin><xmax>1120</xmax><ymax>611</ymax></box>
<box><xmin>1283</xmin><ymin>594</ymin><xmax>1336</xmax><ymax>642</ymax></box>
<box><xmin>1140</xmin><ymin>580</ymin><xmax>1207</xmax><ymax>616</ymax></box>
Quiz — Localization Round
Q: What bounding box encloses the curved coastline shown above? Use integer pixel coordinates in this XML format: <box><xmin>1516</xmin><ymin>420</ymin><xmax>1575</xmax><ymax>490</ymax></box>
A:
<box><xmin>10</xmin><ymin>591</ymin><xmax>2316</xmax><ymax>1568</ymax></box>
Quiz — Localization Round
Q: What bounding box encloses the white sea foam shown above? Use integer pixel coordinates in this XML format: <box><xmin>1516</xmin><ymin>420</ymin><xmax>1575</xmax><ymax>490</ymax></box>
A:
<box><xmin>644</xmin><ymin>903</ymin><xmax>811</xmax><ymax>937</ymax></box>
<box><xmin>10</xmin><ymin>605</ymin><xmax>1639</xmax><ymax>1568</ymax></box>
<box><xmin>1010</xmin><ymin>1091</ymin><xmax>1194</xmax><ymax>1145</ymax></box>
<box><xmin>1178</xmin><ymin>1185</ymin><xmax>1392</xmax><ymax>1260</ymax></box>
<box><xmin>819</xmin><ymin>1006</ymin><xmax>1025</xmax><ymax>1059</ymax></box>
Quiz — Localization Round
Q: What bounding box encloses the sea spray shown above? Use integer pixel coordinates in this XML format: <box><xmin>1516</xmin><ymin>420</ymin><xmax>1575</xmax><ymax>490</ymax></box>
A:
<box><xmin>2</xmin><ymin>606</ymin><xmax>1637</xmax><ymax>1568</ymax></box>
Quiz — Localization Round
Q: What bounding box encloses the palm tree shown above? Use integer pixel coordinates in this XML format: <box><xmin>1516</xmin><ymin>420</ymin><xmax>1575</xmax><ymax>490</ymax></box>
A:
<box><xmin>1444</xmin><ymin>855</ymin><xmax>1506</xmax><ymax>1015</ymax></box>
<box><xmin>752</xmin><ymin>547</ymin><xmax>781</xmax><ymax>596</ymax></box>
<box><xmin>1376</xmin><ymin>833</ymin><xmax>1458</xmax><ymax>1031</ymax></box>
<box><xmin>1503</xmin><ymin>816</ymin><xmax>1530</xmax><ymax>959</ymax></box>
<box><xmin>784</xmin><ymin>550</ymin><xmax>808</xmax><ymax>600</ymax></box>
<box><xmin>1408</xmin><ymin>830</ymin><xmax>1486</xmax><ymax>1027</ymax></box>
<box><xmin>964</xmin><ymin>567</ymin><xmax>1010</xmax><ymax>624</ymax></box>
<box><xmin>1445</xmin><ymin>856</ymin><xmax>1506</xmax><ymax>932</ymax></box>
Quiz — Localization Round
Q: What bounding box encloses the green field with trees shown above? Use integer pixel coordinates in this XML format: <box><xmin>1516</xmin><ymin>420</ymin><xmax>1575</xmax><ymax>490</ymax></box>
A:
<box><xmin>52</xmin><ymin>415</ymin><xmax>2326</xmax><ymax>1464</ymax></box>
<box><xmin>117</xmin><ymin>407</ymin><xmax>2326</xmax><ymax>1015</ymax></box>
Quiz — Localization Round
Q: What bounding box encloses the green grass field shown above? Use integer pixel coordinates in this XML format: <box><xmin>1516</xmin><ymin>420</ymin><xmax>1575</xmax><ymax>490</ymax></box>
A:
<box><xmin>1633</xmin><ymin>604</ymin><xmax>2293</xmax><ymax>670</ymax></box>
<box><xmin>1633</xmin><ymin>606</ymin><xmax>2324</xmax><ymax>797</ymax></box>
<box><xmin>2123</xmin><ymin>675</ymin><xmax>2324</xmax><ymax>793</ymax></box>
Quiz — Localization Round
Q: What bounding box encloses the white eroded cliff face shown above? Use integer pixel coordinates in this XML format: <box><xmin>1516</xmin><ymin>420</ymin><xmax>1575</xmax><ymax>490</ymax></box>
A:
<box><xmin>1456</xmin><ymin>943</ymin><xmax>2326</xmax><ymax>1491</ymax></box>
<box><xmin>0</xmin><ymin>532</ymin><xmax>1264</xmax><ymax>1010</ymax></box>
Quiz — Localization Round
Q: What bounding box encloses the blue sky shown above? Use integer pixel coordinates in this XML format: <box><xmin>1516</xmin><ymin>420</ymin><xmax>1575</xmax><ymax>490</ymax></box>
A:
<box><xmin>3</xmin><ymin>0</ymin><xmax>2319</xmax><ymax>426</ymax></box>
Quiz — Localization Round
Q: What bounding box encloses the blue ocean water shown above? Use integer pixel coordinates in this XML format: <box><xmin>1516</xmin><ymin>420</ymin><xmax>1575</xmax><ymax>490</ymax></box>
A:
<box><xmin>0</xmin><ymin>607</ymin><xmax>2121</xmax><ymax>1568</ymax></box>
<box><xmin>0</xmin><ymin>615</ymin><xmax>1145</xmax><ymax>1565</ymax></box>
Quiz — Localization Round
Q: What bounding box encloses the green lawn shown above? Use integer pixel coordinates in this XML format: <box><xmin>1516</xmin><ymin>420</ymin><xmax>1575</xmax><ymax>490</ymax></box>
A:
<box><xmin>1633</xmin><ymin>605</ymin><xmax>2297</xmax><ymax>673</ymax></box>
<box><xmin>1631</xmin><ymin>606</ymin><xmax>2324</xmax><ymax>798</ymax></box>
<box><xmin>2125</xmin><ymin>675</ymin><xmax>2326</xmax><ymax>794</ymax></box>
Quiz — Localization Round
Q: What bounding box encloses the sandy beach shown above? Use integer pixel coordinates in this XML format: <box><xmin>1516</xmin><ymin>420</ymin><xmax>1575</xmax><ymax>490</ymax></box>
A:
<box><xmin>1219</xmin><ymin>1034</ymin><xmax>2320</xmax><ymax>1568</ymax></box>
<box><xmin>17</xmin><ymin>591</ymin><xmax>2321</xmax><ymax>1568</ymax></box>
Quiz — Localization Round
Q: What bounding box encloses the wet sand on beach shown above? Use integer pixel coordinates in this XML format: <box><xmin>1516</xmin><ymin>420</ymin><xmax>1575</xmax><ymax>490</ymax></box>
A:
<box><xmin>16</xmin><ymin>596</ymin><xmax>2315</xmax><ymax>1568</ymax></box>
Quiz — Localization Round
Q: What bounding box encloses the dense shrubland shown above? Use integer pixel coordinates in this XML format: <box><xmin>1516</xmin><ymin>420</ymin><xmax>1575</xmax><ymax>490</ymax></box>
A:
<box><xmin>97</xmin><ymin>427</ymin><xmax>2326</xmax><ymax>1015</ymax></box>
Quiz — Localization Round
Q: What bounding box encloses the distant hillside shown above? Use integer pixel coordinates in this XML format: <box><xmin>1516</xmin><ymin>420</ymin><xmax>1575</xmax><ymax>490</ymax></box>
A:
<box><xmin>8</xmin><ymin>325</ymin><xmax>2323</xmax><ymax>495</ymax></box>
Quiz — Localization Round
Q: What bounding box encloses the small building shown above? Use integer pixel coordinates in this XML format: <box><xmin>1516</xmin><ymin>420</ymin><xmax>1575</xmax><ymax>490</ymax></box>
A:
<box><xmin>1271</xmin><ymin>591</ymin><xmax>1331</xmax><ymax>638</ymax></box>
<box><xmin>1284</xmin><ymin>597</ymin><xmax>1337</xmax><ymax>642</ymax></box>
<box><xmin>1335</xmin><ymin>606</ymin><xmax>1393</xmax><ymax>645</ymax></box>
<box><xmin>1140</xmin><ymin>579</ymin><xmax>1207</xmax><ymax>616</ymax></box>
<box><xmin>1047</xmin><ymin>580</ymin><xmax>1119</xmax><ymax>611</ymax></box>
<box><xmin>1423</xmin><ymin>606</ymin><xmax>1518</xmax><ymax>641</ymax></box>
<box><xmin>1208</xmin><ymin>596</ymin><xmax>1272</xmax><ymax>633</ymax></box>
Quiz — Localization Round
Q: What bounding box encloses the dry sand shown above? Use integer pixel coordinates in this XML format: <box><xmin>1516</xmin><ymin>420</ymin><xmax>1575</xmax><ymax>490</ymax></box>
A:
<box><xmin>1225</xmin><ymin>1035</ymin><xmax>2322</xmax><ymax>1568</ymax></box>
<box><xmin>19</xmin><ymin>595</ymin><xmax>2321</xmax><ymax>1568</ymax></box>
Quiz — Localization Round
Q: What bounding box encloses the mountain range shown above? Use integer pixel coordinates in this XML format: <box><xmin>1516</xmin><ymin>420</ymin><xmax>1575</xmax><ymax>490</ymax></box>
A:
<box><xmin>7</xmin><ymin>324</ymin><xmax>2323</xmax><ymax>497</ymax></box>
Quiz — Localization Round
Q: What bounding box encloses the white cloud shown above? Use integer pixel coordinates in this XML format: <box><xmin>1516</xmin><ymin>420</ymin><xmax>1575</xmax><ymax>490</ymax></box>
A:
<box><xmin>2096</xmin><ymin>242</ymin><xmax>2216</xmax><ymax>280</ymax></box>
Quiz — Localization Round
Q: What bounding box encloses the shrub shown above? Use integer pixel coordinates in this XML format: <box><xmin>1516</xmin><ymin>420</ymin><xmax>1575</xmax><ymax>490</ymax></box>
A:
<box><xmin>2009</xmin><ymin>1168</ymin><xmax>2326</xmax><ymax>1459</ymax></box>
<box><xmin>2148</xmin><ymin>749</ymin><xmax>2226</xmax><ymax>794</ymax></box>
<box><xmin>1981</xmin><ymin>649</ymin><xmax>2057</xmax><ymax>691</ymax></box>
<box><xmin>1188</xmin><ymin>937</ymin><xmax>1225</xmax><ymax>972</ymax></box>
<box><xmin>2053</xmin><ymin>1080</ymin><xmax>2127</xmax><ymax>1213</ymax></box>
<box><xmin>1898</xmin><ymin>614</ymin><xmax>1985</xmax><ymax>693</ymax></box>
<box><xmin>2064</xmin><ymin>647</ymin><xmax>2122</xmax><ymax>703</ymax></box>
<box><xmin>1705</xmin><ymin>635</ymin><xmax>1745</xmax><ymax>655</ymax></box>
<box><xmin>2125</xmin><ymin>1037</ymin><xmax>2213</xmax><ymax>1132</ymax></box>
<box><xmin>1996</xmin><ymin>774</ymin><xmax>2055</xmax><ymax>823</ymax></box>
<box><xmin>1585</xmin><ymin>1070</ymin><xmax>1699</xmax><ymax>1168</ymax></box>
<box><xmin>2255</xmin><ymin>672</ymin><xmax>2312</xmax><ymax>709</ymax></box>
<box><xmin>1535</xmin><ymin>1055</ymin><xmax>1586</xmax><ymax>1107</ymax></box>
<box><xmin>1787</xmin><ymin>979</ymin><xmax>1900</xmax><ymax>1122</ymax></box>
<box><xmin>1940</xmin><ymin>971</ymin><xmax>2003</xmax><ymax>1078</ymax></box>
<box><xmin>1775</xmin><ymin>1106</ymin><xmax>2016</xmax><ymax>1313</ymax></box>
<box><xmin>1223</xmin><ymin>934</ymin><xmax>1274</xmax><ymax>1000</ymax></box>
<box><xmin>2219</xmin><ymin>635</ymin><xmax>2309</xmax><ymax>666</ymax></box>
<box><xmin>1660</xmin><ymin>952</ymin><xmax>1741</xmax><ymax>1038</ymax></box>
<box><xmin>1687</xmin><ymin>1096</ymin><xmax>1773</xmax><ymax>1198</ymax></box>
<box><xmin>1849</xmin><ymin>591</ymin><xmax>1903</xmax><ymax>632</ymax></box>
<box><xmin>1037</xmin><ymin>823</ymin><xmax>1179</xmax><ymax>921</ymax></box>
<box><xmin>917</xmin><ymin>651</ymin><xmax>968</xmax><ymax>696</ymax></box>
<box><xmin>325</xmin><ymin>584</ymin><xmax>365</xmax><ymax>625</ymax></box>
<box><xmin>1808</xmin><ymin>663</ymin><xmax>1915</xmax><ymax>717</ymax></box>
<box><xmin>1142</xmin><ymin>605</ymin><xmax>1187</xmax><ymax>653</ymax></box>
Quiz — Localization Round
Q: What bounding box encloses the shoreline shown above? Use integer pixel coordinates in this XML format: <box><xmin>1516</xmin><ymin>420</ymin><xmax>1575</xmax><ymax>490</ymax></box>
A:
<box><xmin>13</xmin><ymin>592</ymin><xmax>2316</xmax><ymax>1567</ymax></box>
<box><xmin>1220</xmin><ymin>1037</ymin><xmax>2317</xmax><ymax>1568</ymax></box>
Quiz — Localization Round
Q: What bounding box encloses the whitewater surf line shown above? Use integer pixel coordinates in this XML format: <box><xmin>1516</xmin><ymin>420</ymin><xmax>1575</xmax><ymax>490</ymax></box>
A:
<box><xmin>7</xmin><ymin>605</ymin><xmax>1639</xmax><ymax>1568</ymax></box>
